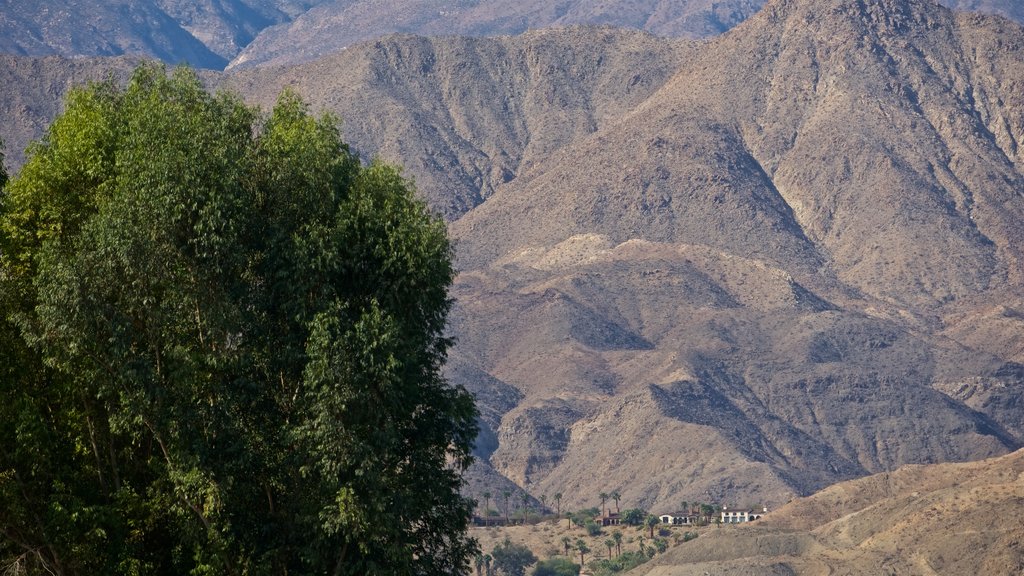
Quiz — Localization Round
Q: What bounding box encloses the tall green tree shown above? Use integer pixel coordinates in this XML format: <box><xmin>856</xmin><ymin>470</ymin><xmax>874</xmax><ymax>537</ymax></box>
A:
<box><xmin>0</xmin><ymin>65</ymin><xmax>478</xmax><ymax>575</ymax></box>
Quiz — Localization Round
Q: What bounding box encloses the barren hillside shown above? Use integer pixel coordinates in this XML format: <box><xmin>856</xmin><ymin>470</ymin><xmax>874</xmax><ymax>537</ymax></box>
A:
<box><xmin>635</xmin><ymin>449</ymin><xmax>1024</xmax><ymax>575</ymax></box>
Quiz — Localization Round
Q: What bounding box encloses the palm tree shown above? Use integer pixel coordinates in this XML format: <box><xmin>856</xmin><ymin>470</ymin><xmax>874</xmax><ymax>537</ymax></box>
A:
<box><xmin>611</xmin><ymin>490</ymin><xmax>621</xmax><ymax>514</ymax></box>
<box><xmin>475</xmin><ymin>554</ymin><xmax>484</xmax><ymax>575</ymax></box>
<box><xmin>561</xmin><ymin>536</ymin><xmax>572</xmax><ymax>556</ymax></box>
<box><xmin>521</xmin><ymin>491</ymin><xmax>530</xmax><ymax>524</ymax></box>
<box><xmin>576</xmin><ymin>539</ymin><xmax>590</xmax><ymax>566</ymax></box>
<box><xmin>539</xmin><ymin>494</ymin><xmax>547</xmax><ymax>515</ymax></box>
<box><xmin>483</xmin><ymin>554</ymin><xmax>492</xmax><ymax>576</ymax></box>
<box><xmin>605</xmin><ymin>538</ymin><xmax>615</xmax><ymax>559</ymax></box>
<box><xmin>612</xmin><ymin>530</ymin><xmax>623</xmax><ymax>556</ymax></box>
<box><xmin>502</xmin><ymin>490</ymin><xmax>511</xmax><ymax>525</ymax></box>
<box><xmin>637</xmin><ymin>535</ymin><xmax>645</xmax><ymax>556</ymax></box>
<box><xmin>482</xmin><ymin>491</ymin><xmax>492</xmax><ymax>524</ymax></box>
<box><xmin>554</xmin><ymin>492</ymin><xmax>563</xmax><ymax>516</ymax></box>
<box><xmin>646</xmin><ymin>515</ymin><xmax>659</xmax><ymax>539</ymax></box>
<box><xmin>680</xmin><ymin>500</ymin><xmax>689</xmax><ymax>515</ymax></box>
<box><xmin>599</xmin><ymin>492</ymin><xmax>609</xmax><ymax>517</ymax></box>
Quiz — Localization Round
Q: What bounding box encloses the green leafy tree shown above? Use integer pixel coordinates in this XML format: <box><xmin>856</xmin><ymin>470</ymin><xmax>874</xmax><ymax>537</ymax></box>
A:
<box><xmin>0</xmin><ymin>65</ymin><xmax>478</xmax><ymax>575</ymax></box>
<box><xmin>531</xmin><ymin>557</ymin><xmax>579</xmax><ymax>576</ymax></box>
<box><xmin>701</xmin><ymin>503</ymin><xmax>716</xmax><ymax>520</ymax></box>
<box><xmin>621</xmin><ymin>508</ymin><xmax>647</xmax><ymax>526</ymax></box>
<box><xmin>491</xmin><ymin>538</ymin><xmax>537</xmax><ymax>576</ymax></box>
<box><xmin>653</xmin><ymin>538</ymin><xmax>668</xmax><ymax>554</ymax></box>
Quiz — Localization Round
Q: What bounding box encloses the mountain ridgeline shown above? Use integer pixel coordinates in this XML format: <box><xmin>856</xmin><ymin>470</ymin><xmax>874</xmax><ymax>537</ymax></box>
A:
<box><xmin>0</xmin><ymin>0</ymin><xmax>1020</xmax><ymax>70</ymax></box>
<box><xmin>2</xmin><ymin>0</ymin><xmax>1024</xmax><ymax>514</ymax></box>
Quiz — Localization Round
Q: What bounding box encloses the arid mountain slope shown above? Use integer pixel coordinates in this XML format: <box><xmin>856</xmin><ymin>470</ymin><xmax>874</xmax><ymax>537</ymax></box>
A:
<box><xmin>635</xmin><ymin>449</ymin><xmax>1024</xmax><ymax>575</ymax></box>
<box><xmin>228</xmin><ymin>0</ymin><xmax>762</xmax><ymax>69</ymax></box>
<box><xmin>0</xmin><ymin>0</ymin><xmax>1019</xmax><ymax>72</ymax></box>
<box><xmin>223</xmin><ymin>28</ymin><xmax>691</xmax><ymax>219</ymax></box>
<box><xmin>230</xmin><ymin>0</ymin><xmax>1024</xmax><ymax>69</ymax></box>
<box><xmin>0</xmin><ymin>55</ymin><xmax>142</xmax><ymax>168</ymax></box>
<box><xmin>447</xmin><ymin>0</ymin><xmax>1024</xmax><ymax>509</ymax></box>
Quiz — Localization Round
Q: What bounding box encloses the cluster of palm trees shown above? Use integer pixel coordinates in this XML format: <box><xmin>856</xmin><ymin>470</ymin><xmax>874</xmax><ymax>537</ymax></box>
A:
<box><xmin>597</xmin><ymin>490</ymin><xmax>622</xmax><ymax>517</ymax></box>
<box><xmin>477</xmin><ymin>489</ymin><xmax>566</xmax><ymax>525</ymax></box>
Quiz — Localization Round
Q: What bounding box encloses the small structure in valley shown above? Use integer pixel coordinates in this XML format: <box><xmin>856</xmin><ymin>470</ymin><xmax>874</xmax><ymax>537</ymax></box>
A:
<box><xmin>599</xmin><ymin>512</ymin><xmax>622</xmax><ymax>526</ymax></box>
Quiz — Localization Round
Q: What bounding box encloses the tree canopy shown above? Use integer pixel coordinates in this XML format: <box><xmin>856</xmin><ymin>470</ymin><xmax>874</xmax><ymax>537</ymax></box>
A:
<box><xmin>490</xmin><ymin>538</ymin><xmax>536</xmax><ymax>576</ymax></box>
<box><xmin>0</xmin><ymin>65</ymin><xmax>478</xmax><ymax>575</ymax></box>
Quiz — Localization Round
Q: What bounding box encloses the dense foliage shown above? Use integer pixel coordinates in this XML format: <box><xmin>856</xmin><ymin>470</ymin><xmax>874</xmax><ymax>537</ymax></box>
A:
<box><xmin>490</xmin><ymin>538</ymin><xmax>536</xmax><ymax>576</ymax></box>
<box><xmin>0</xmin><ymin>65</ymin><xmax>478</xmax><ymax>575</ymax></box>
<box><xmin>530</xmin><ymin>557</ymin><xmax>579</xmax><ymax>576</ymax></box>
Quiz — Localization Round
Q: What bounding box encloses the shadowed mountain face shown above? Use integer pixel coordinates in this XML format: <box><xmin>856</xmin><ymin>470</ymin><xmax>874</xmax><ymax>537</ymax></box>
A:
<box><xmin>0</xmin><ymin>0</ymin><xmax>324</xmax><ymax>69</ymax></box>
<box><xmin>3</xmin><ymin>0</ymin><xmax>1024</xmax><ymax>512</ymax></box>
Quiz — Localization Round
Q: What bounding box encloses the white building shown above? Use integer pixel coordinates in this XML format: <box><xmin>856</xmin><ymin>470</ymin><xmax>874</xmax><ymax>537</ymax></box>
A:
<box><xmin>720</xmin><ymin>506</ymin><xmax>767</xmax><ymax>524</ymax></box>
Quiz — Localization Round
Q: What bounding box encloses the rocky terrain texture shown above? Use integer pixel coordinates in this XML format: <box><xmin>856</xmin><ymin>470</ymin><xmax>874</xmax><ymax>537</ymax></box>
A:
<box><xmin>634</xmin><ymin>448</ymin><xmax>1024</xmax><ymax>575</ymax></box>
<box><xmin>3</xmin><ymin>0</ymin><xmax>1024</xmax><ymax>513</ymax></box>
<box><xmin>5</xmin><ymin>0</ymin><xmax>1018</xmax><ymax>71</ymax></box>
<box><xmin>226</xmin><ymin>0</ymin><xmax>764</xmax><ymax>69</ymax></box>
<box><xmin>228</xmin><ymin>0</ymin><xmax>1024</xmax><ymax>69</ymax></box>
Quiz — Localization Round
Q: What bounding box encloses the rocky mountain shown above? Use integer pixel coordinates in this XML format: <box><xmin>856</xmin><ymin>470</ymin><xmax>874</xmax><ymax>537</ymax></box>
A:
<box><xmin>444</xmin><ymin>0</ymin><xmax>1024</xmax><ymax>509</ymax></box>
<box><xmin>1</xmin><ymin>0</ymin><xmax>1020</xmax><ymax>71</ymax></box>
<box><xmin>3</xmin><ymin>0</ymin><xmax>1024</xmax><ymax>514</ymax></box>
<box><xmin>0</xmin><ymin>0</ymin><xmax>324</xmax><ymax>69</ymax></box>
<box><xmin>226</xmin><ymin>0</ymin><xmax>762</xmax><ymax>69</ymax></box>
<box><xmin>635</xmin><ymin>448</ymin><xmax>1024</xmax><ymax>575</ymax></box>
<box><xmin>229</xmin><ymin>0</ymin><xmax>1024</xmax><ymax>69</ymax></box>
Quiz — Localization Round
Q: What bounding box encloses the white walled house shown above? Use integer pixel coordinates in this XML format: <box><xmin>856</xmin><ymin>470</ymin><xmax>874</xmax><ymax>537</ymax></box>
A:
<box><xmin>721</xmin><ymin>506</ymin><xmax>767</xmax><ymax>524</ymax></box>
<box><xmin>659</xmin><ymin>512</ymin><xmax>700</xmax><ymax>525</ymax></box>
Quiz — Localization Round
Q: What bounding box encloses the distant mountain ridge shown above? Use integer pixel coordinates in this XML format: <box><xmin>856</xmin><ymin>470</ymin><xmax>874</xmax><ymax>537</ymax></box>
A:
<box><xmin>1</xmin><ymin>0</ymin><xmax>1021</xmax><ymax>71</ymax></box>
